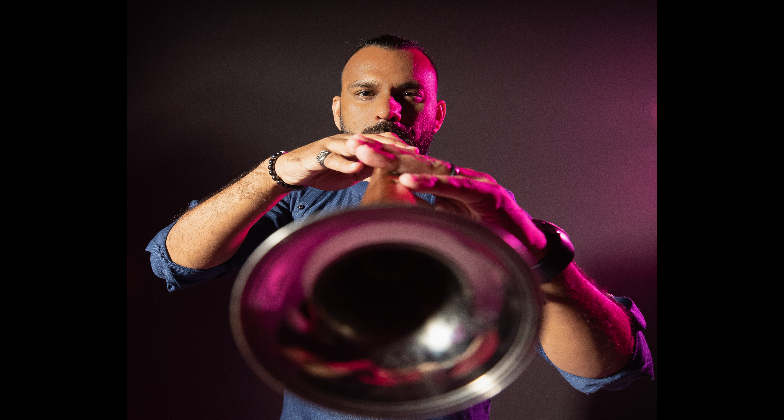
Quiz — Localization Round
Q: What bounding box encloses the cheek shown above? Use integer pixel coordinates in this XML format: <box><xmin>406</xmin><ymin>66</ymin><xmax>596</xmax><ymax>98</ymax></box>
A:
<box><xmin>342</xmin><ymin>104</ymin><xmax>375</xmax><ymax>130</ymax></box>
<box><xmin>413</xmin><ymin>105</ymin><xmax>437</xmax><ymax>126</ymax></box>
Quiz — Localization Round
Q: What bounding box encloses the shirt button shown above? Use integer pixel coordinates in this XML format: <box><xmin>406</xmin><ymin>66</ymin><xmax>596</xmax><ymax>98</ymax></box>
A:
<box><xmin>297</xmin><ymin>205</ymin><xmax>305</xmax><ymax>210</ymax></box>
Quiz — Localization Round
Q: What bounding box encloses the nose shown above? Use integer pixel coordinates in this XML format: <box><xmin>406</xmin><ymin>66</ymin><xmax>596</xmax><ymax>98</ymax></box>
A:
<box><xmin>377</xmin><ymin>95</ymin><xmax>402</xmax><ymax>123</ymax></box>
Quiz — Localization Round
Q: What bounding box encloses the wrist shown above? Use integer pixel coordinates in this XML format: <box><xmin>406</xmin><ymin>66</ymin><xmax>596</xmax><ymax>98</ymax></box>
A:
<box><xmin>530</xmin><ymin>219</ymin><xmax>575</xmax><ymax>283</ymax></box>
<box><xmin>267</xmin><ymin>151</ymin><xmax>303</xmax><ymax>191</ymax></box>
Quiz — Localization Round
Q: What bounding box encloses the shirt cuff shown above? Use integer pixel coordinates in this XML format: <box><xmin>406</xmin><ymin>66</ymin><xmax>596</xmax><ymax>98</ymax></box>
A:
<box><xmin>536</xmin><ymin>296</ymin><xmax>654</xmax><ymax>394</ymax></box>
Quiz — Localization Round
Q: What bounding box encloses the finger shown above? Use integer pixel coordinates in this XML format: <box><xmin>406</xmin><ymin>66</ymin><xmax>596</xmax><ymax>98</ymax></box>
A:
<box><xmin>345</xmin><ymin>134</ymin><xmax>398</xmax><ymax>162</ymax></box>
<box><xmin>321</xmin><ymin>151</ymin><xmax>365</xmax><ymax>174</ymax></box>
<box><xmin>309</xmin><ymin>133</ymin><xmax>408</xmax><ymax>175</ymax></box>
<box><xmin>397</xmin><ymin>174</ymin><xmax>500</xmax><ymax>208</ymax></box>
<box><xmin>398</xmin><ymin>168</ymin><xmax>546</xmax><ymax>255</ymax></box>
<box><xmin>347</xmin><ymin>135</ymin><xmax>452</xmax><ymax>175</ymax></box>
<box><xmin>406</xmin><ymin>173</ymin><xmax>548</xmax><ymax>254</ymax></box>
<box><xmin>354</xmin><ymin>133</ymin><xmax>419</xmax><ymax>154</ymax></box>
<box><xmin>441</xmin><ymin>166</ymin><xmax>496</xmax><ymax>183</ymax></box>
<box><xmin>310</xmin><ymin>136</ymin><xmax>366</xmax><ymax>174</ymax></box>
<box><xmin>362</xmin><ymin>132</ymin><xmax>419</xmax><ymax>151</ymax></box>
<box><xmin>398</xmin><ymin>172</ymin><xmax>530</xmax><ymax>238</ymax></box>
<box><xmin>397</xmin><ymin>173</ymin><xmax>499</xmax><ymax>223</ymax></box>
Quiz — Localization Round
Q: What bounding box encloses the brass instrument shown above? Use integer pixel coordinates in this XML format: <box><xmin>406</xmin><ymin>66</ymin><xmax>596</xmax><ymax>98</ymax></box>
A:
<box><xmin>230</xmin><ymin>168</ymin><xmax>543</xmax><ymax>418</ymax></box>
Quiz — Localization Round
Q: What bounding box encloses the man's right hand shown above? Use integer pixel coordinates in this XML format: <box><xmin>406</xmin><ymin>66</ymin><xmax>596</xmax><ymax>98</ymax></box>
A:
<box><xmin>166</xmin><ymin>132</ymin><xmax>417</xmax><ymax>269</ymax></box>
<box><xmin>273</xmin><ymin>133</ymin><xmax>419</xmax><ymax>191</ymax></box>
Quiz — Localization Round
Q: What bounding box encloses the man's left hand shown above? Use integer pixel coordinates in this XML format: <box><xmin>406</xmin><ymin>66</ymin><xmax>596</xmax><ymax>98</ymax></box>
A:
<box><xmin>345</xmin><ymin>133</ymin><xmax>549</xmax><ymax>262</ymax></box>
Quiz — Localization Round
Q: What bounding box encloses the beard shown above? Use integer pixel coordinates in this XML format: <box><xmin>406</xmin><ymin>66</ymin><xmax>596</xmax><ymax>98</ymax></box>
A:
<box><xmin>340</xmin><ymin>116</ymin><xmax>435</xmax><ymax>156</ymax></box>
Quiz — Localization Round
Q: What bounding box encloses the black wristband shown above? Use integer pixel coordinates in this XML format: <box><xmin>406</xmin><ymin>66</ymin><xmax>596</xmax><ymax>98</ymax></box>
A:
<box><xmin>268</xmin><ymin>151</ymin><xmax>303</xmax><ymax>191</ymax></box>
<box><xmin>530</xmin><ymin>219</ymin><xmax>575</xmax><ymax>283</ymax></box>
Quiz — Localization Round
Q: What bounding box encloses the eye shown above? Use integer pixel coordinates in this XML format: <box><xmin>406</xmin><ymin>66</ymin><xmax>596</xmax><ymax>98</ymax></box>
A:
<box><xmin>404</xmin><ymin>91</ymin><xmax>424</xmax><ymax>102</ymax></box>
<box><xmin>355</xmin><ymin>90</ymin><xmax>376</xmax><ymax>100</ymax></box>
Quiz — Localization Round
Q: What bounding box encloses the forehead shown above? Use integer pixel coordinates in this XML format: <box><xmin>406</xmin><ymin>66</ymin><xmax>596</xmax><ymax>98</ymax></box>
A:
<box><xmin>341</xmin><ymin>46</ymin><xmax>437</xmax><ymax>92</ymax></box>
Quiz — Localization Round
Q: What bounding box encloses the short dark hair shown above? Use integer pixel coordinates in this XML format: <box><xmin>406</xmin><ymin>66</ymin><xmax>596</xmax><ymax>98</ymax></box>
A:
<box><xmin>353</xmin><ymin>35</ymin><xmax>438</xmax><ymax>83</ymax></box>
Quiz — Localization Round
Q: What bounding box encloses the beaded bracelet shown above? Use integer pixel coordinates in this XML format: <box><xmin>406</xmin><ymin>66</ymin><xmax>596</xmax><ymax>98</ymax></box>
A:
<box><xmin>268</xmin><ymin>151</ymin><xmax>303</xmax><ymax>191</ymax></box>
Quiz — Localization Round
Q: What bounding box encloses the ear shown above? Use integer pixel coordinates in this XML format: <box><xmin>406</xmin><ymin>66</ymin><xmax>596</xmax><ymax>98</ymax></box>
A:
<box><xmin>332</xmin><ymin>96</ymin><xmax>342</xmax><ymax>131</ymax></box>
<box><xmin>432</xmin><ymin>100</ymin><xmax>446</xmax><ymax>133</ymax></box>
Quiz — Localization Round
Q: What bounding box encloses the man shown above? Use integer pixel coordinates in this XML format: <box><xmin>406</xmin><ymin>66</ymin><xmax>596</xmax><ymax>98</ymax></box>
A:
<box><xmin>147</xmin><ymin>35</ymin><xmax>653</xmax><ymax>420</ymax></box>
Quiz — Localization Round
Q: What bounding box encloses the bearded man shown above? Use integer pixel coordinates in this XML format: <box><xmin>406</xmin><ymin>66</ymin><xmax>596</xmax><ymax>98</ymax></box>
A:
<box><xmin>147</xmin><ymin>35</ymin><xmax>653</xmax><ymax>420</ymax></box>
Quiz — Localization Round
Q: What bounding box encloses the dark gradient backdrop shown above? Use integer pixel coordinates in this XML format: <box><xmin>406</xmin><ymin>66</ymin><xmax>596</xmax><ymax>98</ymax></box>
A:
<box><xmin>127</xmin><ymin>1</ymin><xmax>657</xmax><ymax>419</ymax></box>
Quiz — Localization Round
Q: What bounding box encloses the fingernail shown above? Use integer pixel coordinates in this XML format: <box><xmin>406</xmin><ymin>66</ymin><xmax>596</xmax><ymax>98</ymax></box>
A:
<box><xmin>405</xmin><ymin>174</ymin><xmax>436</xmax><ymax>187</ymax></box>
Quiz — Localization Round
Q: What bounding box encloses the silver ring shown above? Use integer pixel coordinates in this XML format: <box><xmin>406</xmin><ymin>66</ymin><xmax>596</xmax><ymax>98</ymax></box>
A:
<box><xmin>449</xmin><ymin>163</ymin><xmax>460</xmax><ymax>176</ymax></box>
<box><xmin>316</xmin><ymin>150</ymin><xmax>331</xmax><ymax>168</ymax></box>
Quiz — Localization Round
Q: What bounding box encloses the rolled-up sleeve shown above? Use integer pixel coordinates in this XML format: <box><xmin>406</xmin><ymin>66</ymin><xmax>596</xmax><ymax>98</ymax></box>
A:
<box><xmin>536</xmin><ymin>296</ymin><xmax>654</xmax><ymax>394</ymax></box>
<box><xmin>146</xmin><ymin>220</ymin><xmax>231</xmax><ymax>292</ymax></box>
<box><xmin>146</xmin><ymin>198</ymin><xmax>292</xmax><ymax>292</ymax></box>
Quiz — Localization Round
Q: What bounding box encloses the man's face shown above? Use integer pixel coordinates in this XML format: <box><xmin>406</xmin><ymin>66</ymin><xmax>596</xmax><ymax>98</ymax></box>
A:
<box><xmin>333</xmin><ymin>46</ymin><xmax>445</xmax><ymax>155</ymax></box>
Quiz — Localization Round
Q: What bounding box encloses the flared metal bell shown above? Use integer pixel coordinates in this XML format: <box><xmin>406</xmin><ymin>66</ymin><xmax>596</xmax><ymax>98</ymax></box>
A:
<box><xmin>230</xmin><ymin>170</ymin><xmax>543</xmax><ymax>419</ymax></box>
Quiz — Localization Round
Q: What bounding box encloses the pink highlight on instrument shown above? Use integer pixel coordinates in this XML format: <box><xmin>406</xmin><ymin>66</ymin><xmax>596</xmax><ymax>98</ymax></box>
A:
<box><xmin>256</xmin><ymin>263</ymin><xmax>294</xmax><ymax>312</ymax></box>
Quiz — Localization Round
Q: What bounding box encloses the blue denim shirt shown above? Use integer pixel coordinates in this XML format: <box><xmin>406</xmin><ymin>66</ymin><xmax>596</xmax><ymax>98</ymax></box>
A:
<box><xmin>146</xmin><ymin>182</ymin><xmax>654</xmax><ymax>419</ymax></box>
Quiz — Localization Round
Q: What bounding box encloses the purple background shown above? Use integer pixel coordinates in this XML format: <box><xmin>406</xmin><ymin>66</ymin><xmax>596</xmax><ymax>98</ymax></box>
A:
<box><xmin>127</xmin><ymin>1</ymin><xmax>657</xmax><ymax>419</ymax></box>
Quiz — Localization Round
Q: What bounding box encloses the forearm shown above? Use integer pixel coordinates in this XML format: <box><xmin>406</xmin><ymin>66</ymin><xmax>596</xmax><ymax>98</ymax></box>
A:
<box><xmin>538</xmin><ymin>263</ymin><xmax>634</xmax><ymax>379</ymax></box>
<box><xmin>165</xmin><ymin>158</ymin><xmax>291</xmax><ymax>269</ymax></box>
<box><xmin>164</xmin><ymin>134</ymin><xmax>414</xmax><ymax>269</ymax></box>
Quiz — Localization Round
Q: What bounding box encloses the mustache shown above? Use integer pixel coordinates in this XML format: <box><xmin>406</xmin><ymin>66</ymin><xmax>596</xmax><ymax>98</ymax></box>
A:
<box><xmin>361</xmin><ymin>121</ymin><xmax>414</xmax><ymax>143</ymax></box>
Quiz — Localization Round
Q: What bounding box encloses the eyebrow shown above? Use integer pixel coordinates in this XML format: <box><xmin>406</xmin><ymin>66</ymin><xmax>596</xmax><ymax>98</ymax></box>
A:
<box><xmin>397</xmin><ymin>81</ymin><xmax>423</xmax><ymax>90</ymax></box>
<box><xmin>347</xmin><ymin>80</ymin><xmax>379</xmax><ymax>90</ymax></box>
<box><xmin>346</xmin><ymin>80</ymin><xmax>424</xmax><ymax>90</ymax></box>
